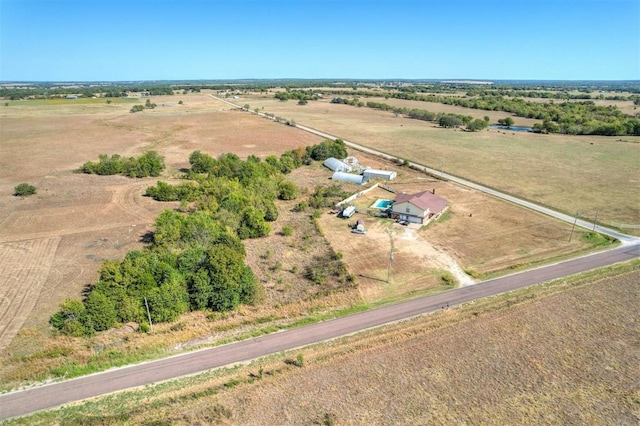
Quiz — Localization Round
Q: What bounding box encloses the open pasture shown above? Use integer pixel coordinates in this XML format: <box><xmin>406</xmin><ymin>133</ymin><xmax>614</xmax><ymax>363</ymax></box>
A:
<box><xmin>0</xmin><ymin>91</ymin><xmax>627</xmax><ymax>389</ymax></box>
<box><xmin>207</xmin><ymin>266</ymin><xmax>640</xmax><ymax>425</ymax></box>
<box><xmin>18</xmin><ymin>263</ymin><xmax>638</xmax><ymax>425</ymax></box>
<box><xmin>0</xmin><ymin>93</ymin><xmax>323</xmax><ymax>349</ymax></box>
<box><xmin>241</xmin><ymin>92</ymin><xmax>640</xmax><ymax>229</ymax></box>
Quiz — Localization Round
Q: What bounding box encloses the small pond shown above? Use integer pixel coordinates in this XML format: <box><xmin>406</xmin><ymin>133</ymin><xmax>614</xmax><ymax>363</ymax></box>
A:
<box><xmin>489</xmin><ymin>125</ymin><xmax>533</xmax><ymax>132</ymax></box>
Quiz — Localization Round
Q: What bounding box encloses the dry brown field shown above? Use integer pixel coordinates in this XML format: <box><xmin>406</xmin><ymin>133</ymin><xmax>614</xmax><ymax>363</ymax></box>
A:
<box><xmin>210</xmin><ymin>266</ymin><xmax>640</xmax><ymax>425</ymax></box>
<box><xmin>0</xmin><ymin>93</ymin><xmax>323</xmax><ymax>351</ymax></box>
<box><xmin>12</xmin><ymin>262</ymin><xmax>638</xmax><ymax>425</ymax></box>
<box><xmin>239</xmin><ymin>93</ymin><xmax>640</xmax><ymax>229</ymax></box>
<box><xmin>0</xmin><ymin>92</ymin><xmax>625</xmax><ymax>392</ymax></box>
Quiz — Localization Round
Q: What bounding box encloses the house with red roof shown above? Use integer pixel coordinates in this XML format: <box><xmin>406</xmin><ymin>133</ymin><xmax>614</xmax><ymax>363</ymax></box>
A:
<box><xmin>390</xmin><ymin>189</ymin><xmax>448</xmax><ymax>225</ymax></box>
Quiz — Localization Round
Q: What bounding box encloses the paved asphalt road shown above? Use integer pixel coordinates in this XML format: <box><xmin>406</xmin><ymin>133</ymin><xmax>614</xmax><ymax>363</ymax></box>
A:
<box><xmin>2</xmin><ymin>98</ymin><xmax>637</xmax><ymax>419</ymax></box>
<box><xmin>1</xmin><ymin>242</ymin><xmax>638</xmax><ymax>419</ymax></box>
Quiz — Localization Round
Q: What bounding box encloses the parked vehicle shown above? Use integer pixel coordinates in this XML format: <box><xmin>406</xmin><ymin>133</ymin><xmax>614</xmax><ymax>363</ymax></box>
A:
<box><xmin>341</xmin><ymin>205</ymin><xmax>356</xmax><ymax>218</ymax></box>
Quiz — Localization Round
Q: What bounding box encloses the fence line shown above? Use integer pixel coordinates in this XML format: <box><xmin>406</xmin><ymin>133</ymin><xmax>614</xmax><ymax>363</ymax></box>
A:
<box><xmin>336</xmin><ymin>183</ymin><xmax>380</xmax><ymax>207</ymax></box>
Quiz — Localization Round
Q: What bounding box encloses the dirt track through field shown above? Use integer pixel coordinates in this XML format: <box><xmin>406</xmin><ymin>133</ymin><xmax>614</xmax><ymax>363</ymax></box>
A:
<box><xmin>0</xmin><ymin>237</ymin><xmax>60</xmax><ymax>349</ymax></box>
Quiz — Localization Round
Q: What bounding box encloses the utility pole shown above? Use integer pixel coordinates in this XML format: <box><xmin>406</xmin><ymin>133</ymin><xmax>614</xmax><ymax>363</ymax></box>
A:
<box><xmin>144</xmin><ymin>296</ymin><xmax>153</xmax><ymax>332</ymax></box>
<box><xmin>441</xmin><ymin>159</ymin><xmax>445</xmax><ymax>177</ymax></box>
<box><xmin>387</xmin><ymin>230</ymin><xmax>394</xmax><ymax>283</ymax></box>
<box><xmin>568</xmin><ymin>214</ymin><xmax>577</xmax><ymax>242</ymax></box>
<box><xmin>592</xmin><ymin>210</ymin><xmax>599</xmax><ymax>231</ymax></box>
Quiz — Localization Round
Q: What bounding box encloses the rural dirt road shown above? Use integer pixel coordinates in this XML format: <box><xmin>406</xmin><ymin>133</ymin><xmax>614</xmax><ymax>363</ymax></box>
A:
<box><xmin>1</xmin><ymin>242</ymin><xmax>638</xmax><ymax>419</ymax></box>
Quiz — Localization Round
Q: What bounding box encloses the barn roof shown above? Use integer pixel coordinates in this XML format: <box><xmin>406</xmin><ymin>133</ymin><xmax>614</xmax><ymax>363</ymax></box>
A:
<box><xmin>323</xmin><ymin>157</ymin><xmax>349</xmax><ymax>172</ymax></box>
<box><xmin>394</xmin><ymin>190</ymin><xmax>448</xmax><ymax>213</ymax></box>
<box><xmin>332</xmin><ymin>171</ymin><xmax>366</xmax><ymax>185</ymax></box>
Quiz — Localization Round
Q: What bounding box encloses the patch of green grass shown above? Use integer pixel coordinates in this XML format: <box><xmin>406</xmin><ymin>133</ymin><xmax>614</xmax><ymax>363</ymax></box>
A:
<box><xmin>47</xmin><ymin>345</ymin><xmax>169</xmax><ymax>381</ymax></box>
<box><xmin>580</xmin><ymin>231</ymin><xmax>616</xmax><ymax>246</ymax></box>
<box><xmin>480</xmin><ymin>233</ymin><xmax>620</xmax><ymax>280</ymax></box>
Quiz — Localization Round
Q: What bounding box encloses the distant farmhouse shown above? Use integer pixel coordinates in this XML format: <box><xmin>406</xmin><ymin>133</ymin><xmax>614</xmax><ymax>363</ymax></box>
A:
<box><xmin>391</xmin><ymin>189</ymin><xmax>448</xmax><ymax>224</ymax></box>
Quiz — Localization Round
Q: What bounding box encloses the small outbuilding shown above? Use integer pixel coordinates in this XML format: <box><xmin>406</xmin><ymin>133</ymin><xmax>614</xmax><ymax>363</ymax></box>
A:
<box><xmin>363</xmin><ymin>169</ymin><xmax>397</xmax><ymax>181</ymax></box>
<box><xmin>391</xmin><ymin>189</ymin><xmax>448</xmax><ymax>224</ymax></box>
<box><xmin>331</xmin><ymin>172</ymin><xmax>367</xmax><ymax>185</ymax></box>
<box><xmin>324</xmin><ymin>157</ymin><xmax>351</xmax><ymax>173</ymax></box>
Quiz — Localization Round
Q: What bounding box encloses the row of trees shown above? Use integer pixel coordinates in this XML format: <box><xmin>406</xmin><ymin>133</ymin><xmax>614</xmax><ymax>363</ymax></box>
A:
<box><xmin>365</xmin><ymin>100</ymin><xmax>492</xmax><ymax>131</ymax></box>
<box><xmin>274</xmin><ymin>89</ymin><xmax>319</xmax><ymax>102</ymax></box>
<box><xmin>51</xmin><ymin>139</ymin><xmax>349</xmax><ymax>336</ymax></box>
<box><xmin>338</xmin><ymin>90</ymin><xmax>640</xmax><ymax>136</ymax></box>
<box><xmin>0</xmin><ymin>85</ymin><xmax>174</xmax><ymax>100</ymax></box>
<box><xmin>79</xmin><ymin>151</ymin><xmax>165</xmax><ymax>178</ymax></box>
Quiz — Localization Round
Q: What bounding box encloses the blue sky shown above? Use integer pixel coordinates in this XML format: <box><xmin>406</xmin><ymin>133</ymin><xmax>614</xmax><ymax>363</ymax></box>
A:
<box><xmin>1</xmin><ymin>0</ymin><xmax>638</xmax><ymax>81</ymax></box>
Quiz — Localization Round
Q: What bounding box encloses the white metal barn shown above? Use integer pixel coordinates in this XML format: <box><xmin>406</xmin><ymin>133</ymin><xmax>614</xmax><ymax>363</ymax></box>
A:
<box><xmin>332</xmin><ymin>172</ymin><xmax>367</xmax><ymax>185</ymax></box>
<box><xmin>363</xmin><ymin>169</ymin><xmax>397</xmax><ymax>181</ymax></box>
<box><xmin>323</xmin><ymin>157</ymin><xmax>351</xmax><ymax>172</ymax></box>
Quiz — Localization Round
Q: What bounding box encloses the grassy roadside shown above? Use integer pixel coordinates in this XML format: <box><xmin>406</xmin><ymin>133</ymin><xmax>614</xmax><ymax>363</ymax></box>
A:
<box><xmin>6</xmin><ymin>259</ymin><xmax>639</xmax><ymax>424</ymax></box>
<box><xmin>0</xmin><ymin>227</ymin><xmax>621</xmax><ymax>393</ymax></box>
<box><xmin>471</xmin><ymin>231</ymin><xmax>619</xmax><ymax>280</ymax></box>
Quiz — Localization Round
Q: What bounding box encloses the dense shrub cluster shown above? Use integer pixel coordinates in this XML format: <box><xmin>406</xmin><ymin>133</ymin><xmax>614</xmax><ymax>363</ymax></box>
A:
<box><xmin>79</xmin><ymin>151</ymin><xmax>165</xmax><ymax>178</ymax></box>
<box><xmin>13</xmin><ymin>182</ymin><xmax>37</xmax><ymax>196</ymax></box>
<box><xmin>51</xmin><ymin>212</ymin><xmax>257</xmax><ymax>336</ymax></box>
<box><xmin>52</xmin><ymin>139</ymin><xmax>348</xmax><ymax>336</ymax></box>
<box><xmin>274</xmin><ymin>89</ymin><xmax>319</xmax><ymax>102</ymax></box>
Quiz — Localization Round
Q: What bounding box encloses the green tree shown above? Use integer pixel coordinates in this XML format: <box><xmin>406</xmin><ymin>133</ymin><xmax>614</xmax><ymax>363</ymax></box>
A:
<box><xmin>467</xmin><ymin>118</ymin><xmax>489</xmax><ymax>132</ymax></box>
<box><xmin>278</xmin><ymin>180</ymin><xmax>299</xmax><ymax>200</ymax></box>
<box><xmin>497</xmin><ymin>117</ymin><xmax>515</xmax><ymax>127</ymax></box>
<box><xmin>238</xmin><ymin>207</ymin><xmax>271</xmax><ymax>239</ymax></box>
<box><xmin>146</xmin><ymin>278</ymin><xmax>189</xmax><ymax>323</ymax></box>
<box><xmin>84</xmin><ymin>290</ymin><xmax>118</xmax><ymax>331</ymax></box>
<box><xmin>438</xmin><ymin>115</ymin><xmax>463</xmax><ymax>128</ymax></box>
<box><xmin>14</xmin><ymin>183</ymin><xmax>36</xmax><ymax>196</ymax></box>
<box><xmin>189</xmin><ymin>150</ymin><xmax>217</xmax><ymax>174</ymax></box>
<box><xmin>50</xmin><ymin>299</ymin><xmax>93</xmax><ymax>336</ymax></box>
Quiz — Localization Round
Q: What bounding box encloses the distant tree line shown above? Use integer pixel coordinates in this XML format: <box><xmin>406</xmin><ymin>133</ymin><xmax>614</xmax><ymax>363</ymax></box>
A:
<box><xmin>79</xmin><ymin>151</ymin><xmax>165</xmax><ymax>178</ymax></box>
<box><xmin>348</xmin><ymin>94</ymin><xmax>640</xmax><ymax>136</ymax></box>
<box><xmin>3</xmin><ymin>80</ymin><xmax>638</xmax><ymax>101</ymax></box>
<box><xmin>0</xmin><ymin>85</ymin><xmax>174</xmax><ymax>100</ymax></box>
<box><xmin>51</xmin><ymin>139</ymin><xmax>348</xmax><ymax>336</ymax></box>
<box><xmin>274</xmin><ymin>89</ymin><xmax>320</xmax><ymax>102</ymax></box>
<box><xmin>365</xmin><ymin>100</ymin><xmax>490</xmax><ymax>131</ymax></box>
